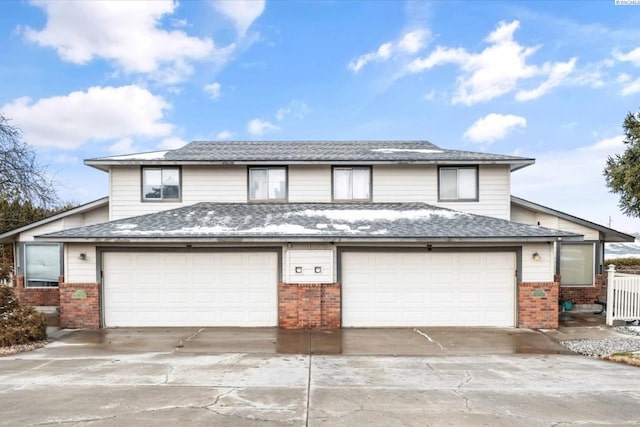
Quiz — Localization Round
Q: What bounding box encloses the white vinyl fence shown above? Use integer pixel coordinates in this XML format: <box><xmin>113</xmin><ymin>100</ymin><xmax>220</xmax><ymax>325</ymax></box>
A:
<box><xmin>607</xmin><ymin>265</ymin><xmax>640</xmax><ymax>325</ymax></box>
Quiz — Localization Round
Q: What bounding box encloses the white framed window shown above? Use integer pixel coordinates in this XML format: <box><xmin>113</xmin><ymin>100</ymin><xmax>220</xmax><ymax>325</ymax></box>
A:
<box><xmin>249</xmin><ymin>167</ymin><xmax>287</xmax><ymax>201</ymax></box>
<box><xmin>559</xmin><ymin>243</ymin><xmax>595</xmax><ymax>286</ymax></box>
<box><xmin>25</xmin><ymin>244</ymin><xmax>61</xmax><ymax>288</ymax></box>
<box><xmin>333</xmin><ymin>167</ymin><xmax>371</xmax><ymax>201</ymax></box>
<box><xmin>438</xmin><ymin>166</ymin><xmax>478</xmax><ymax>201</ymax></box>
<box><xmin>142</xmin><ymin>167</ymin><xmax>181</xmax><ymax>201</ymax></box>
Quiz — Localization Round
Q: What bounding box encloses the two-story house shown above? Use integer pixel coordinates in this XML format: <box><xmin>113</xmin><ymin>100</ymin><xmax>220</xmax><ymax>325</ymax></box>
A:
<box><xmin>0</xmin><ymin>141</ymin><xmax>633</xmax><ymax>330</ymax></box>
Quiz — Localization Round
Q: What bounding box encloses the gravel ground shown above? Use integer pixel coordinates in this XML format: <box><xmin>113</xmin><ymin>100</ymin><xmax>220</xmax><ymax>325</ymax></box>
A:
<box><xmin>0</xmin><ymin>341</ymin><xmax>48</xmax><ymax>356</ymax></box>
<box><xmin>560</xmin><ymin>326</ymin><xmax>640</xmax><ymax>357</ymax></box>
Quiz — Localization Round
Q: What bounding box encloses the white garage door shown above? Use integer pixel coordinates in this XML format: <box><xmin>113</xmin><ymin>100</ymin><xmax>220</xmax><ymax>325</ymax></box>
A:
<box><xmin>342</xmin><ymin>251</ymin><xmax>516</xmax><ymax>327</ymax></box>
<box><xmin>103</xmin><ymin>251</ymin><xmax>278</xmax><ymax>327</ymax></box>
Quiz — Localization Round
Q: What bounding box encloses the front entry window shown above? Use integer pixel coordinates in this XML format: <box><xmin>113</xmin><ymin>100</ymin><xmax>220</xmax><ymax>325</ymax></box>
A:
<box><xmin>25</xmin><ymin>244</ymin><xmax>61</xmax><ymax>288</ymax></box>
<box><xmin>559</xmin><ymin>243</ymin><xmax>595</xmax><ymax>286</ymax></box>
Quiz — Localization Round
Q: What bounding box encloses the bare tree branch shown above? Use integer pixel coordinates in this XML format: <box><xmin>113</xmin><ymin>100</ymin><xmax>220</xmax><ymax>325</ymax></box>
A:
<box><xmin>0</xmin><ymin>114</ymin><xmax>59</xmax><ymax>208</ymax></box>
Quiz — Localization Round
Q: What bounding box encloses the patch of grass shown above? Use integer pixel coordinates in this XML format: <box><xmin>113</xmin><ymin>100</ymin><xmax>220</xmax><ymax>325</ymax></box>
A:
<box><xmin>603</xmin><ymin>352</ymin><xmax>640</xmax><ymax>367</ymax></box>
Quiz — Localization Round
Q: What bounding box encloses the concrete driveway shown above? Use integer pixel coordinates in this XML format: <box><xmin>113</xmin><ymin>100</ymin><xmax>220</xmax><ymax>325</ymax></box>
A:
<box><xmin>1</xmin><ymin>327</ymin><xmax>640</xmax><ymax>426</ymax></box>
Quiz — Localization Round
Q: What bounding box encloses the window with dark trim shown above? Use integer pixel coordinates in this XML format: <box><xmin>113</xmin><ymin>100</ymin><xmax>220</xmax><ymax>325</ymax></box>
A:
<box><xmin>438</xmin><ymin>166</ymin><xmax>478</xmax><ymax>201</ymax></box>
<box><xmin>24</xmin><ymin>244</ymin><xmax>61</xmax><ymax>288</ymax></box>
<box><xmin>333</xmin><ymin>166</ymin><xmax>371</xmax><ymax>201</ymax></box>
<box><xmin>559</xmin><ymin>242</ymin><xmax>595</xmax><ymax>286</ymax></box>
<box><xmin>142</xmin><ymin>167</ymin><xmax>181</xmax><ymax>201</ymax></box>
<box><xmin>249</xmin><ymin>167</ymin><xmax>287</xmax><ymax>201</ymax></box>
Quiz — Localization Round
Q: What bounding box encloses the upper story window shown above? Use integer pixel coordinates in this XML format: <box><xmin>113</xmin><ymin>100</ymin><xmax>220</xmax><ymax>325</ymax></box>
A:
<box><xmin>24</xmin><ymin>243</ymin><xmax>61</xmax><ymax>288</ymax></box>
<box><xmin>333</xmin><ymin>166</ymin><xmax>371</xmax><ymax>201</ymax></box>
<box><xmin>142</xmin><ymin>167</ymin><xmax>181</xmax><ymax>201</ymax></box>
<box><xmin>249</xmin><ymin>167</ymin><xmax>287</xmax><ymax>201</ymax></box>
<box><xmin>438</xmin><ymin>166</ymin><xmax>478</xmax><ymax>202</ymax></box>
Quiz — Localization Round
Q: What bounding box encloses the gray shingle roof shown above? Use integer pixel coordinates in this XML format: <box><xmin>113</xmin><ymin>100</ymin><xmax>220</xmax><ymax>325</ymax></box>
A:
<box><xmin>37</xmin><ymin>202</ymin><xmax>581</xmax><ymax>243</ymax></box>
<box><xmin>85</xmin><ymin>141</ymin><xmax>534</xmax><ymax>170</ymax></box>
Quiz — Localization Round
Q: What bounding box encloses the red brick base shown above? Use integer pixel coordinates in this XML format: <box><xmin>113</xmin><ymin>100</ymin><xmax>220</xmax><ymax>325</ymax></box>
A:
<box><xmin>59</xmin><ymin>282</ymin><xmax>100</xmax><ymax>329</ymax></box>
<box><xmin>558</xmin><ymin>274</ymin><xmax>607</xmax><ymax>304</ymax></box>
<box><xmin>518</xmin><ymin>282</ymin><xmax>559</xmax><ymax>329</ymax></box>
<box><xmin>278</xmin><ymin>282</ymin><xmax>341</xmax><ymax>329</ymax></box>
<box><xmin>13</xmin><ymin>275</ymin><xmax>61</xmax><ymax>306</ymax></box>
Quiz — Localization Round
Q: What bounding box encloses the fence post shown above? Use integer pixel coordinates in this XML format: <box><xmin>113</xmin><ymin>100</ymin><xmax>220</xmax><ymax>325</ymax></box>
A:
<box><xmin>606</xmin><ymin>264</ymin><xmax>616</xmax><ymax>326</ymax></box>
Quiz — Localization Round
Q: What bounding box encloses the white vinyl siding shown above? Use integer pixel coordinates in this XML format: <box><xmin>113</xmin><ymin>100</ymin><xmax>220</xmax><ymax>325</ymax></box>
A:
<box><xmin>18</xmin><ymin>205</ymin><xmax>108</xmax><ymax>241</ymax></box>
<box><xmin>374</xmin><ymin>165</ymin><xmax>511</xmax><ymax>219</ymax></box>
<box><xmin>288</xmin><ymin>165</ymin><xmax>331</xmax><ymax>202</ymax></box>
<box><xmin>65</xmin><ymin>244</ymin><xmax>98</xmax><ymax>283</ymax></box>
<box><xmin>110</xmin><ymin>166</ymin><xmax>247</xmax><ymax>220</ymax></box>
<box><xmin>521</xmin><ymin>243</ymin><xmax>555</xmax><ymax>282</ymax></box>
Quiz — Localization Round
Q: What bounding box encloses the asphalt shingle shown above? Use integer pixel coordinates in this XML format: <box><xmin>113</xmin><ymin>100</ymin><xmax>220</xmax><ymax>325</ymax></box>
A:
<box><xmin>86</xmin><ymin>141</ymin><xmax>534</xmax><ymax>167</ymax></box>
<box><xmin>38</xmin><ymin>202</ymin><xmax>581</xmax><ymax>242</ymax></box>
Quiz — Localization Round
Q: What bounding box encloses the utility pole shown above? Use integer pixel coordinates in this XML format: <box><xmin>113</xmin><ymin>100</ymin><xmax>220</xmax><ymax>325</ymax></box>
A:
<box><xmin>608</xmin><ymin>216</ymin><xmax>612</xmax><ymax>228</ymax></box>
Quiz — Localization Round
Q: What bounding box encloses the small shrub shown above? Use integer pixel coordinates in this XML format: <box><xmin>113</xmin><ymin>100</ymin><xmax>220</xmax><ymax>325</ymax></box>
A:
<box><xmin>606</xmin><ymin>257</ymin><xmax>640</xmax><ymax>267</ymax></box>
<box><xmin>0</xmin><ymin>285</ymin><xmax>47</xmax><ymax>347</ymax></box>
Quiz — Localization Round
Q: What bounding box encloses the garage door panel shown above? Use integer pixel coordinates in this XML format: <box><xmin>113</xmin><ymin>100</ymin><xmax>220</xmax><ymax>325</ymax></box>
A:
<box><xmin>103</xmin><ymin>251</ymin><xmax>277</xmax><ymax>327</ymax></box>
<box><xmin>343</xmin><ymin>251</ymin><xmax>516</xmax><ymax>327</ymax></box>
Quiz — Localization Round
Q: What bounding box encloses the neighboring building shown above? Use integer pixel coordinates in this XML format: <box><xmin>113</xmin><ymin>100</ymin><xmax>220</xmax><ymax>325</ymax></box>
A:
<box><xmin>0</xmin><ymin>141</ymin><xmax>633</xmax><ymax>329</ymax></box>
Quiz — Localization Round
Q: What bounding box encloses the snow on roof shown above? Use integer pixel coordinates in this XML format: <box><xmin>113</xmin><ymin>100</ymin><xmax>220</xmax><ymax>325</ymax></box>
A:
<box><xmin>103</xmin><ymin>151</ymin><xmax>168</xmax><ymax>161</ymax></box>
<box><xmin>370</xmin><ymin>148</ymin><xmax>444</xmax><ymax>154</ymax></box>
<box><xmin>288</xmin><ymin>208</ymin><xmax>464</xmax><ymax>222</ymax></box>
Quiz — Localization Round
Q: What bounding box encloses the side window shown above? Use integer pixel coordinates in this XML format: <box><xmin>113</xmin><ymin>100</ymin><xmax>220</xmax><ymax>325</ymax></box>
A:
<box><xmin>142</xmin><ymin>167</ymin><xmax>181</xmax><ymax>201</ymax></box>
<box><xmin>559</xmin><ymin>243</ymin><xmax>595</xmax><ymax>286</ymax></box>
<box><xmin>25</xmin><ymin>244</ymin><xmax>61</xmax><ymax>288</ymax></box>
<box><xmin>333</xmin><ymin>167</ymin><xmax>371</xmax><ymax>201</ymax></box>
<box><xmin>438</xmin><ymin>166</ymin><xmax>478</xmax><ymax>201</ymax></box>
<box><xmin>249</xmin><ymin>167</ymin><xmax>287</xmax><ymax>201</ymax></box>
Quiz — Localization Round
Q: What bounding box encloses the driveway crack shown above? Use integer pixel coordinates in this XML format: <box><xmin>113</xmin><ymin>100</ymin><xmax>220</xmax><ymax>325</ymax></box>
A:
<box><xmin>413</xmin><ymin>328</ymin><xmax>445</xmax><ymax>351</ymax></box>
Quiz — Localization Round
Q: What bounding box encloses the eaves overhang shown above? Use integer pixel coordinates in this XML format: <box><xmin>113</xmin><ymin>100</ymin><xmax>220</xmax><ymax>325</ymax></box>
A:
<box><xmin>511</xmin><ymin>196</ymin><xmax>635</xmax><ymax>243</ymax></box>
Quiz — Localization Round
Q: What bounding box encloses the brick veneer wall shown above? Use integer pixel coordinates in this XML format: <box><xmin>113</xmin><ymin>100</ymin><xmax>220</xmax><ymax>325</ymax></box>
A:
<box><xmin>557</xmin><ymin>274</ymin><xmax>607</xmax><ymax>304</ymax></box>
<box><xmin>13</xmin><ymin>275</ymin><xmax>61</xmax><ymax>306</ymax></box>
<box><xmin>518</xmin><ymin>282</ymin><xmax>559</xmax><ymax>329</ymax></box>
<box><xmin>278</xmin><ymin>282</ymin><xmax>341</xmax><ymax>330</ymax></box>
<box><xmin>59</xmin><ymin>282</ymin><xmax>100</xmax><ymax>329</ymax></box>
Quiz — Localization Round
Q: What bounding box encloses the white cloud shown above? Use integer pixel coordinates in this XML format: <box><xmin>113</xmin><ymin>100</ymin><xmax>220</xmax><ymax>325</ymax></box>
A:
<box><xmin>515</xmin><ymin>58</ymin><xmax>577</xmax><ymax>101</ymax></box>
<box><xmin>614</xmin><ymin>47</ymin><xmax>640</xmax><ymax>67</ymax></box>
<box><xmin>406</xmin><ymin>20</ymin><xmax>575</xmax><ymax>105</ymax></box>
<box><xmin>617</xmin><ymin>73</ymin><xmax>632</xmax><ymax>83</ymax></box>
<box><xmin>23</xmin><ymin>1</ymin><xmax>224</xmax><ymax>84</ymax></box>
<box><xmin>511</xmin><ymin>135</ymin><xmax>636</xmax><ymax>231</ymax></box>
<box><xmin>464</xmin><ymin>113</ymin><xmax>527</xmax><ymax>144</ymax></box>
<box><xmin>348</xmin><ymin>29</ymin><xmax>429</xmax><ymax>73</ymax></box>
<box><xmin>213</xmin><ymin>0</ymin><xmax>265</xmax><ymax>37</ymax></box>
<box><xmin>348</xmin><ymin>42</ymin><xmax>393</xmax><ymax>73</ymax></box>
<box><xmin>621</xmin><ymin>77</ymin><xmax>640</xmax><ymax>96</ymax></box>
<box><xmin>159</xmin><ymin>136</ymin><xmax>186</xmax><ymax>149</ymax></box>
<box><xmin>109</xmin><ymin>138</ymin><xmax>137</xmax><ymax>154</ymax></box>
<box><xmin>204</xmin><ymin>82</ymin><xmax>221</xmax><ymax>99</ymax></box>
<box><xmin>1</xmin><ymin>85</ymin><xmax>173</xmax><ymax>149</ymax></box>
<box><xmin>247</xmin><ymin>118</ymin><xmax>279</xmax><ymax>136</ymax></box>
<box><xmin>217</xmin><ymin>130</ymin><xmax>234</xmax><ymax>140</ymax></box>
<box><xmin>275</xmin><ymin>100</ymin><xmax>310</xmax><ymax>121</ymax></box>
<box><xmin>398</xmin><ymin>29</ymin><xmax>428</xmax><ymax>54</ymax></box>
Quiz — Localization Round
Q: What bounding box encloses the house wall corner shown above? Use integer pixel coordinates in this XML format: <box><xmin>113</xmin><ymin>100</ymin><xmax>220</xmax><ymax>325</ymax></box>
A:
<box><xmin>518</xmin><ymin>281</ymin><xmax>559</xmax><ymax>329</ymax></box>
<box><xmin>59</xmin><ymin>282</ymin><xmax>100</xmax><ymax>329</ymax></box>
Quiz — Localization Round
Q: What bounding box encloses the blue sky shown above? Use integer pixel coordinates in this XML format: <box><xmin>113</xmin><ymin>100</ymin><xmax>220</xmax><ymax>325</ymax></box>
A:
<box><xmin>1</xmin><ymin>0</ymin><xmax>640</xmax><ymax>233</ymax></box>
